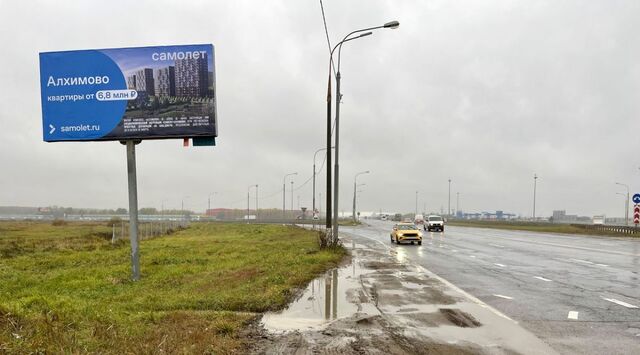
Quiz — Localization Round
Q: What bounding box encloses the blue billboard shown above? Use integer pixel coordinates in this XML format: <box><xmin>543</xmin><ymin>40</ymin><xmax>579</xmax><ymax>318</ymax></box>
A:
<box><xmin>39</xmin><ymin>44</ymin><xmax>217</xmax><ymax>142</ymax></box>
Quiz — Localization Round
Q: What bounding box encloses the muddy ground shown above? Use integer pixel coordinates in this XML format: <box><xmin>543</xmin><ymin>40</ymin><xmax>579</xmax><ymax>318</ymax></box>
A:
<box><xmin>245</xmin><ymin>237</ymin><xmax>523</xmax><ymax>355</ymax></box>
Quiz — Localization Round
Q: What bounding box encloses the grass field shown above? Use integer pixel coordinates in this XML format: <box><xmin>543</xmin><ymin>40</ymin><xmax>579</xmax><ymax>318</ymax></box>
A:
<box><xmin>447</xmin><ymin>219</ymin><xmax>637</xmax><ymax>237</ymax></box>
<box><xmin>0</xmin><ymin>221</ymin><xmax>345</xmax><ymax>353</ymax></box>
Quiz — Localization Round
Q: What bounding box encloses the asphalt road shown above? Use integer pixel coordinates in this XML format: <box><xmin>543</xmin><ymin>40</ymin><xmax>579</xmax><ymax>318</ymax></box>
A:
<box><xmin>341</xmin><ymin>220</ymin><xmax>640</xmax><ymax>355</ymax></box>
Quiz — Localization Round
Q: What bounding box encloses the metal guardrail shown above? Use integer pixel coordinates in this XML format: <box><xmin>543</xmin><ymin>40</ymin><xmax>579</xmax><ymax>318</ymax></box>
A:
<box><xmin>571</xmin><ymin>224</ymin><xmax>640</xmax><ymax>235</ymax></box>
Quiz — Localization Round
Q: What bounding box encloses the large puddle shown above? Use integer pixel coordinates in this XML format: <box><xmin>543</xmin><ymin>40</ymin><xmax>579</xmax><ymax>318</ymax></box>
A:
<box><xmin>261</xmin><ymin>247</ymin><xmax>379</xmax><ymax>332</ymax></box>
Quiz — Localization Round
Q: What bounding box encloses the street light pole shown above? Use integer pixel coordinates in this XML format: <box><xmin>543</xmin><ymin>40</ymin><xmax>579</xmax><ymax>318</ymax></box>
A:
<box><xmin>533</xmin><ymin>174</ymin><xmax>538</xmax><ymax>220</ymax></box>
<box><xmin>181</xmin><ymin>196</ymin><xmax>190</xmax><ymax>221</ymax></box>
<box><xmin>208</xmin><ymin>192</ymin><xmax>217</xmax><ymax>216</ymax></box>
<box><xmin>448</xmin><ymin>179</ymin><xmax>452</xmax><ymax>216</ymax></box>
<box><xmin>247</xmin><ymin>185</ymin><xmax>257</xmax><ymax>223</ymax></box>
<box><xmin>456</xmin><ymin>192</ymin><xmax>460</xmax><ymax>216</ymax></box>
<box><xmin>283</xmin><ymin>172</ymin><xmax>297</xmax><ymax>220</ymax></box>
<box><xmin>291</xmin><ymin>181</ymin><xmax>294</xmax><ymax>219</ymax></box>
<box><xmin>615</xmin><ymin>182</ymin><xmax>629</xmax><ymax>225</ymax></box>
<box><xmin>354</xmin><ymin>183</ymin><xmax>366</xmax><ymax>222</ymax></box>
<box><xmin>415</xmin><ymin>191</ymin><xmax>418</xmax><ymax>216</ymax></box>
<box><xmin>330</xmin><ymin>20</ymin><xmax>399</xmax><ymax>244</ymax></box>
<box><xmin>357</xmin><ymin>188</ymin><xmax>365</xmax><ymax>220</ymax></box>
<box><xmin>352</xmin><ymin>171</ymin><xmax>370</xmax><ymax>222</ymax></box>
<box><xmin>161</xmin><ymin>199</ymin><xmax>167</xmax><ymax>220</ymax></box>
<box><xmin>616</xmin><ymin>192</ymin><xmax>627</xmax><ymax>224</ymax></box>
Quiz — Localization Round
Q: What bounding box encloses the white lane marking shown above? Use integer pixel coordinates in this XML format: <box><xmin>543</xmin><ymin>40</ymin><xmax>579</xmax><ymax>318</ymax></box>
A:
<box><xmin>475</xmin><ymin>236</ymin><xmax>640</xmax><ymax>257</ymax></box>
<box><xmin>596</xmin><ymin>264</ymin><xmax>609</xmax><ymax>267</ymax></box>
<box><xmin>418</xmin><ymin>266</ymin><xmax>515</xmax><ymax>322</ymax></box>
<box><xmin>452</xmin><ymin>249</ymin><xmax>458</xmax><ymax>252</ymax></box>
<box><xmin>489</xmin><ymin>243</ymin><xmax>505</xmax><ymax>248</ymax></box>
<box><xmin>567</xmin><ymin>311</ymin><xmax>579</xmax><ymax>320</ymax></box>
<box><xmin>570</xmin><ymin>258</ymin><xmax>593</xmax><ymax>264</ymax></box>
<box><xmin>494</xmin><ymin>294</ymin><xmax>513</xmax><ymax>300</ymax></box>
<box><xmin>470</xmin><ymin>255</ymin><xmax>476</xmax><ymax>258</ymax></box>
<box><xmin>602</xmin><ymin>297</ymin><xmax>639</xmax><ymax>309</ymax></box>
<box><xmin>451</xmin><ymin>228</ymin><xmax>640</xmax><ymax>257</ymax></box>
<box><xmin>534</xmin><ymin>276</ymin><xmax>552</xmax><ymax>282</ymax></box>
<box><xmin>346</xmin><ymin>230</ymin><xmax>516</xmax><ymax>322</ymax></box>
<box><xmin>494</xmin><ymin>263</ymin><xmax>506</xmax><ymax>267</ymax></box>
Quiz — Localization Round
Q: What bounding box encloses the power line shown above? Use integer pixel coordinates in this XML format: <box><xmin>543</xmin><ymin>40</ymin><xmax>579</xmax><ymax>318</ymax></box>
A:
<box><xmin>319</xmin><ymin>0</ymin><xmax>336</xmax><ymax>77</ymax></box>
<box><xmin>293</xmin><ymin>174</ymin><xmax>313</xmax><ymax>192</ymax></box>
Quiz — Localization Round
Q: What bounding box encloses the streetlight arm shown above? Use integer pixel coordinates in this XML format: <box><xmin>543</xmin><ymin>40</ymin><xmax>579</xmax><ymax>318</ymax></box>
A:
<box><xmin>283</xmin><ymin>172</ymin><xmax>298</xmax><ymax>184</ymax></box>
<box><xmin>354</xmin><ymin>170</ymin><xmax>371</xmax><ymax>182</ymax></box>
<box><xmin>330</xmin><ymin>21</ymin><xmax>399</xmax><ymax>76</ymax></box>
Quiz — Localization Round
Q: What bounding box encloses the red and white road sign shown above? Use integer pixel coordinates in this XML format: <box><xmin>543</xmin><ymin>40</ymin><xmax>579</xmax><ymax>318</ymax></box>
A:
<box><xmin>634</xmin><ymin>205</ymin><xmax>640</xmax><ymax>224</ymax></box>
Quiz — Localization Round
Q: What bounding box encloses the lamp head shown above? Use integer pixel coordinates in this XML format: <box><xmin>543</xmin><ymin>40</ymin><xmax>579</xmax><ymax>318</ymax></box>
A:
<box><xmin>383</xmin><ymin>21</ymin><xmax>400</xmax><ymax>29</ymax></box>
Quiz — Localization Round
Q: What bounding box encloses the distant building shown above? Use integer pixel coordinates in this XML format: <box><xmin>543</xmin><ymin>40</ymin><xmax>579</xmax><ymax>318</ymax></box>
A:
<box><xmin>206</xmin><ymin>208</ymin><xmax>233</xmax><ymax>216</ymax></box>
<box><xmin>552</xmin><ymin>210</ymin><xmax>578</xmax><ymax>222</ymax></box>
<box><xmin>127</xmin><ymin>75</ymin><xmax>136</xmax><ymax>90</ymax></box>
<box><xmin>175</xmin><ymin>53</ymin><xmax>208</xmax><ymax>97</ymax></box>
<box><xmin>134</xmin><ymin>68</ymin><xmax>155</xmax><ymax>96</ymax></box>
<box><xmin>154</xmin><ymin>66</ymin><xmax>175</xmax><ymax>97</ymax></box>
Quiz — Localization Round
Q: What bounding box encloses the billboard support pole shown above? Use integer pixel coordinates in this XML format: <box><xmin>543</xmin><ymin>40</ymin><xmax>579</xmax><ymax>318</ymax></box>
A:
<box><xmin>124</xmin><ymin>140</ymin><xmax>141</xmax><ymax>281</ymax></box>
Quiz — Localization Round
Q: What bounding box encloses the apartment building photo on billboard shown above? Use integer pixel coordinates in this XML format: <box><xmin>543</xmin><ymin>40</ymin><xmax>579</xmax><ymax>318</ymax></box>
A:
<box><xmin>126</xmin><ymin>54</ymin><xmax>211</xmax><ymax>99</ymax></box>
<box><xmin>176</xmin><ymin>55</ymin><xmax>209</xmax><ymax>97</ymax></box>
<box><xmin>101</xmin><ymin>44</ymin><xmax>217</xmax><ymax>140</ymax></box>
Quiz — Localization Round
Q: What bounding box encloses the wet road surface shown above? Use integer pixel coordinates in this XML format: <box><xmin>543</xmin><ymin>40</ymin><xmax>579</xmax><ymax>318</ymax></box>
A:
<box><xmin>341</xmin><ymin>221</ymin><xmax>640</xmax><ymax>355</ymax></box>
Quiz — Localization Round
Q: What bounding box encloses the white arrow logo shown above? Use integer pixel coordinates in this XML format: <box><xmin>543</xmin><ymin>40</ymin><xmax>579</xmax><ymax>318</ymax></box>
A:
<box><xmin>49</xmin><ymin>124</ymin><xmax>56</xmax><ymax>134</ymax></box>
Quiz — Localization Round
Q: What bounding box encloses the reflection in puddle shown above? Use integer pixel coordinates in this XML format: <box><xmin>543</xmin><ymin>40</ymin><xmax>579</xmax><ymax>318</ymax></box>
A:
<box><xmin>395</xmin><ymin>246</ymin><xmax>408</xmax><ymax>263</ymax></box>
<box><xmin>261</xmin><ymin>261</ymin><xmax>377</xmax><ymax>332</ymax></box>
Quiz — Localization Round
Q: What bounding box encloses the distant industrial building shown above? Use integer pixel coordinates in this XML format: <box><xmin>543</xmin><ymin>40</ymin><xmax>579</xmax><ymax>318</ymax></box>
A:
<box><xmin>154</xmin><ymin>66</ymin><xmax>175</xmax><ymax>97</ymax></box>
<box><xmin>551</xmin><ymin>210</ymin><xmax>591</xmax><ymax>223</ymax></box>
<box><xmin>458</xmin><ymin>210</ymin><xmax>517</xmax><ymax>220</ymax></box>
<box><xmin>552</xmin><ymin>210</ymin><xmax>577</xmax><ymax>222</ymax></box>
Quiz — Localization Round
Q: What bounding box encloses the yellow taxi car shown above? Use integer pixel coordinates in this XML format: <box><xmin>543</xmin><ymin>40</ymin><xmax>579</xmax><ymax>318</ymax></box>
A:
<box><xmin>390</xmin><ymin>223</ymin><xmax>423</xmax><ymax>245</ymax></box>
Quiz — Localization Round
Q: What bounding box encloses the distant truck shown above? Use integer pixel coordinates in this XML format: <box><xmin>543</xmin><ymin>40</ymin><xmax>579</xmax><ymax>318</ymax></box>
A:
<box><xmin>414</xmin><ymin>214</ymin><xmax>424</xmax><ymax>226</ymax></box>
<box><xmin>592</xmin><ymin>215</ymin><xmax>605</xmax><ymax>225</ymax></box>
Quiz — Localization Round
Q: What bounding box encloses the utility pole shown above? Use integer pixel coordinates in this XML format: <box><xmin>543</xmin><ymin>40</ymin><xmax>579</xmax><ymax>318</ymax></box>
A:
<box><xmin>456</xmin><ymin>192</ymin><xmax>460</xmax><ymax>216</ymax></box>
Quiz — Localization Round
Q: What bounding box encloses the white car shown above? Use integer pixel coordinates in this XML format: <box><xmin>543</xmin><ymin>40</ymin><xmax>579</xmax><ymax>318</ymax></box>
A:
<box><xmin>414</xmin><ymin>214</ymin><xmax>424</xmax><ymax>227</ymax></box>
<box><xmin>425</xmin><ymin>215</ymin><xmax>445</xmax><ymax>232</ymax></box>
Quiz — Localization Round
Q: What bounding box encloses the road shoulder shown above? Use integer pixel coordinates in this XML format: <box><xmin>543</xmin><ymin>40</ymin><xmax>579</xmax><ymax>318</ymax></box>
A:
<box><xmin>249</xmin><ymin>230</ymin><xmax>557</xmax><ymax>354</ymax></box>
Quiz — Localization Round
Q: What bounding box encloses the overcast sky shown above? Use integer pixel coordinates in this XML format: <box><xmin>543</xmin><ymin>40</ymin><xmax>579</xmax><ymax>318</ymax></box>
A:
<box><xmin>1</xmin><ymin>0</ymin><xmax>639</xmax><ymax>218</ymax></box>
